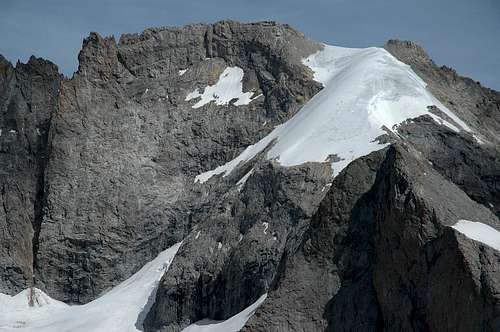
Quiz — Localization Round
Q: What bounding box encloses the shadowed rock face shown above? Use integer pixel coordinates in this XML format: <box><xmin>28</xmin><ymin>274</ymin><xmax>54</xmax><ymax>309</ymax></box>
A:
<box><xmin>1</xmin><ymin>21</ymin><xmax>500</xmax><ymax>332</ymax></box>
<box><xmin>241</xmin><ymin>144</ymin><xmax>500</xmax><ymax>332</ymax></box>
<box><xmin>0</xmin><ymin>56</ymin><xmax>62</xmax><ymax>294</ymax></box>
<box><xmin>371</xmin><ymin>145</ymin><xmax>499</xmax><ymax>332</ymax></box>
<box><xmin>397</xmin><ymin>115</ymin><xmax>500</xmax><ymax>217</ymax></box>
<box><xmin>242</xmin><ymin>149</ymin><xmax>387</xmax><ymax>332</ymax></box>
<box><xmin>144</xmin><ymin>160</ymin><xmax>333</xmax><ymax>332</ymax></box>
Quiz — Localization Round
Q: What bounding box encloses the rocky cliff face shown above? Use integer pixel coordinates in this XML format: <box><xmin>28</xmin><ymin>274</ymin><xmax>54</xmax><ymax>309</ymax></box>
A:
<box><xmin>35</xmin><ymin>21</ymin><xmax>322</xmax><ymax>304</ymax></box>
<box><xmin>0</xmin><ymin>56</ymin><xmax>62</xmax><ymax>294</ymax></box>
<box><xmin>0</xmin><ymin>21</ymin><xmax>499</xmax><ymax>332</ymax></box>
<box><xmin>240</xmin><ymin>142</ymin><xmax>500</xmax><ymax>332</ymax></box>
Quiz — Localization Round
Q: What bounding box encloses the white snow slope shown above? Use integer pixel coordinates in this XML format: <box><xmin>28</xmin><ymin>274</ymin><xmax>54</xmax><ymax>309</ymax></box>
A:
<box><xmin>186</xmin><ymin>67</ymin><xmax>258</xmax><ymax>108</ymax></box>
<box><xmin>181</xmin><ymin>294</ymin><xmax>267</xmax><ymax>332</ymax></box>
<box><xmin>195</xmin><ymin>44</ymin><xmax>471</xmax><ymax>183</ymax></box>
<box><xmin>0</xmin><ymin>242</ymin><xmax>182</xmax><ymax>332</ymax></box>
<box><xmin>452</xmin><ymin>220</ymin><xmax>500</xmax><ymax>251</ymax></box>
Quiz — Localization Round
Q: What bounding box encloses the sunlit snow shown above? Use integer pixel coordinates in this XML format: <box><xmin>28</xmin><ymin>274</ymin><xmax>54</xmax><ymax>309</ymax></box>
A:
<box><xmin>185</xmin><ymin>67</ymin><xmax>258</xmax><ymax>108</ymax></box>
<box><xmin>0</xmin><ymin>242</ymin><xmax>182</xmax><ymax>332</ymax></box>
<box><xmin>181</xmin><ymin>294</ymin><xmax>267</xmax><ymax>332</ymax></box>
<box><xmin>451</xmin><ymin>220</ymin><xmax>500</xmax><ymax>251</ymax></box>
<box><xmin>195</xmin><ymin>44</ymin><xmax>472</xmax><ymax>183</ymax></box>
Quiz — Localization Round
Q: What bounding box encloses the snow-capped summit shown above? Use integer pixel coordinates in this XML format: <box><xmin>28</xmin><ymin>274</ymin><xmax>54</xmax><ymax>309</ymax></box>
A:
<box><xmin>195</xmin><ymin>44</ymin><xmax>472</xmax><ymax>183</ymax></box>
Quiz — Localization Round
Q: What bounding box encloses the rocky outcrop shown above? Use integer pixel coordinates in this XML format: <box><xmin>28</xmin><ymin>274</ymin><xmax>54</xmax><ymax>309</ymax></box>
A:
<box><xmin>33</xmin><ymin>21</ymin><xmax>323</xmax><ymax>304</ymax></box>
<box><xmin>371</xmin><ymin>145</ymin><xmax>499</xmax><ymax>332</ymax></box>
<box><xmin>397</xmin><ymin>115</ymin><xmax>500</xmax><ymax>217</ymax></box>
<box><xmin>242</xmin><ymin>144</ymin><xmax>500</xmax><ymax>332</ymax></box>
<box><xmin>385</xmin><ymin>39</ymin><xmax>500</xmax><ymax>146</ymax></box>
<box><xmin>144</xmin><ymin>160</ymin><xmax>332</xmax><ymax>331</ymax></box>
<box><xmin>243</xmin><ymin>149</ymin><xmax>386</xmax><ymax>332</ymax></box>
<box><xmin>0</xmin><ymin>56</ymin><xmax>61</xmax><ymax>294</ymax></box>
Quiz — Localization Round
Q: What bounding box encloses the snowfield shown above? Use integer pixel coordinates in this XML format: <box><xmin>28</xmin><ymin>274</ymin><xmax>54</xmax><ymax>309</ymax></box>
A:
<box><xmin>0</xmin><ymin>242</ymin><xmax>182</xmax><ymax>332</ymax></box>
<box><xmin>181</xmin><ymin>294</ymin><xmax>267</xmax><ymax>332</ymax></box>
<box><xmin>452</xmin><ymin>220</ymin><xmax>500</xmax><ymax>251</ymax></box>
<box><xmin>0</xmin><ymin>241</ymin><xmax>266</xmax><ymax>332</ymax></box>
<box><xmin>195</xmin><ymin>44</ymin><xmax>472</xmax><ymax>183</ymax></box>
<box><xmin>186</xmin><ymin>67</ymin><xmax>259</xmax><ymax>108</ymax></box>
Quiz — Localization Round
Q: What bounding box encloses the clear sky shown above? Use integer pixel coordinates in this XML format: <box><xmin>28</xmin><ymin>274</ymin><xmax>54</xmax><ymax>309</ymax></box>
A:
<box><xmin>1</xmin><ymin>0</ymin><xmax>499</xmax><ymax>90</ymax></box>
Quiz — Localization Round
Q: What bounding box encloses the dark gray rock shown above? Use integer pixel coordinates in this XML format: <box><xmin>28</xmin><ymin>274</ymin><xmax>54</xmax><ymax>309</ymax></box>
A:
<box><xmin>422</xmin><ymin>228</ymin><xmax>500</xmax><ymax>331</ymax></box>
<box><xmin>372</xmin><ymin>145</ymin><xmax>500</xmax><ymax>332</ymax></box>
<box><xmin>0</xmin><ymin>55</ymin><xmax>62</xmax><ymax>295</ymax></box>
<box><xmin>243</xmin><ymin>149</ymin><xmax>386</xmax><ymax>332</ymax></box>
<box><xmin>34</xmin><ymin>21</ymin><xmax>323</xmax><ymax>304</ymax></box>
<box><xmin>144</xmin><ymin>160</ymin><xmax>332</xmax><ymax>331</ymax></box>
<box><xmin>398</xmin><ymin>115</ymin><xmax>500</xmax><ymax>217</ymax></box>
<box><xmin>243</xmin><ymin>144</ymin><xmax>500</xmax><ymax>332</ymax></box>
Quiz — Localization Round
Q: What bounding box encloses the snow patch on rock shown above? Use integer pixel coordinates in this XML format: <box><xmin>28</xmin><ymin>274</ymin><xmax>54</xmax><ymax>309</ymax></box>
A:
<box><xmin>181</xmin><ymin>293</ymin><xmax>267</xmax><ymax>332</ymax></box>
<box><xmin>262</xmin><ymin>222</ymin><xmax>269</xmax><ymax>235</ymax></box>
<box><xmin>186</xmin><ymin>67</ymin><xmax>257</xmax><ymax>109</ymax></box>
<box><xmin>451</xmin><ymin>219</ymin><xmax>500</xmax><ymax>251</ymax></box>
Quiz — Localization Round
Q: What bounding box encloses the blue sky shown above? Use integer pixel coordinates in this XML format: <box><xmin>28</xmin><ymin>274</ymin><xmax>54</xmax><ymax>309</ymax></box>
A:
<box><xmin>1</xmin><ymin>0</ymin><xmax>499</xmax><ymax>89</ymax></box>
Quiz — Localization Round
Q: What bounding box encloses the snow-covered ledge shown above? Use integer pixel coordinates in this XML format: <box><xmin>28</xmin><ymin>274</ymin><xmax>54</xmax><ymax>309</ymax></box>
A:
<box><xmin>451</xmin><ymin>219</ymin><xmax>500</xmax><ymax>251</ymax></box>
<box><xmin>185</xmin><ymin>67</ymin><xmax>260</xmax><ymax>109</ymax></box>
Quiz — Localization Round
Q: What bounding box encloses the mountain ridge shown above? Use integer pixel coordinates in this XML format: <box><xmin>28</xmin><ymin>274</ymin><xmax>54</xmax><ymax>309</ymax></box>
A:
<box><xmin>0</xmin><ymin>20</ymin><xmax>499</xmax><ymax>332</ymax></box>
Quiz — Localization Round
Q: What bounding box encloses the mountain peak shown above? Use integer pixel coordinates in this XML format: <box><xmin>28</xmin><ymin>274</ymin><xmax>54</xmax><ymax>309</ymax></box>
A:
<box><xmin>1</xmin><ymin>21</ymin><xmax>499</xmax><ymax>332</ymax></box>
